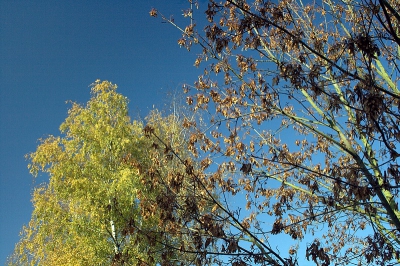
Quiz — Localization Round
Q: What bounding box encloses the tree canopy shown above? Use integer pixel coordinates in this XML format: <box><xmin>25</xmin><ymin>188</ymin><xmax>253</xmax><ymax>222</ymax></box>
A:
<box><xmin>8</xmin><ymin>81</ymin><xmax>202</xmax><ymax>265</ymax></box>
<box><xmin>148</xmin><ymin>0</ymin><xmax>400</xmax><ymax>265</ymax></box>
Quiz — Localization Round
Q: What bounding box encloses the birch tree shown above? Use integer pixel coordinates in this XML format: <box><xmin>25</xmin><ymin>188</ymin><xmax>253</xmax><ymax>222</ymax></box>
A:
<box><xmin>8</xmin><ymin>80</ymin><xmax>195</xmax><ymax>265</ymax></box>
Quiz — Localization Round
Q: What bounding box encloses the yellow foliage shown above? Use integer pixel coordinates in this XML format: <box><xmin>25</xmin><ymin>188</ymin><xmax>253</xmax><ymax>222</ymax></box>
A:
<box><xmin>8</xmin><ymin>81</ymin><xmax>168</xmax><ymax>266</ymax></box>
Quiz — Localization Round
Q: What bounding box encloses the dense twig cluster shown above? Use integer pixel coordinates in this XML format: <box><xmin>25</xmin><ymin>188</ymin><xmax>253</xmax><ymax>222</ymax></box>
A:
<box><xmin>149</xmin><ymin>0</ymin><xmax>400</xmax><ymax>265</ymax></box>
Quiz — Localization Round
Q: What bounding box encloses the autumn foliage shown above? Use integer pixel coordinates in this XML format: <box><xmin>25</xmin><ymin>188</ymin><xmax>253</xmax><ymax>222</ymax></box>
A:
<box><xmin>9</xmin><ymin>0</ymin><xmax>400</xmax><ymax>265</ymax></box>
<box><xmin>8</xmin><ymin>81</ymin><xmax>208</xmax><ymax>265</ymax></box>
<box><xmin>148</xmin><ymin>0</ymin><xmax>400</xmax><ymax>265</ymax></box>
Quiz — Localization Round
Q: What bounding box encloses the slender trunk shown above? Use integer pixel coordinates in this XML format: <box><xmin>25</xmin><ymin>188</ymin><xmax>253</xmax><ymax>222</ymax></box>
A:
<box><xmin>109</xmin><ymin>199</ymin><xmax>119</xmax><ymax>254</ymax></box>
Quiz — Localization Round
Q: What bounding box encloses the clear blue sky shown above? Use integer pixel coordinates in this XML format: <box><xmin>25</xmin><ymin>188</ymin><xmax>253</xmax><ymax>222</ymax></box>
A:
<box><xmin>0</xmin><ymin>1</ymin><xmax>203</xmax><ymax>263</ymax></box>
<box><xmin>0</xmin><ymin>1</ymin><xmax>369</xmax><ymax>265</ymax></box>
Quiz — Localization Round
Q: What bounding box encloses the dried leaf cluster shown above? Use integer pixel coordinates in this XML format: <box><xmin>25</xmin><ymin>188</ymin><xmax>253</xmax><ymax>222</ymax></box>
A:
<box><xmin>150</xmin><ymin>0</ymin><xmax>400</xmax><ymax>265</ymax></box>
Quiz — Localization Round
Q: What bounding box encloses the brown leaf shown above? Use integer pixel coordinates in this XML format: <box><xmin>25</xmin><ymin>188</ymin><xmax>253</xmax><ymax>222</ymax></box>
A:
<box><xmin>240</xmin><ymin>163</ymin><xmax>252</xmax><ymax>174</ymax></box>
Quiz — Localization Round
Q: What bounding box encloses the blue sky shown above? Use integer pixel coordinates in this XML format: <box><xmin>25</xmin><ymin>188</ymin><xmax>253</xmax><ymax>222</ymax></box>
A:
<box><xmin>1</xmin><ymin>1</ymin><xmax>381</xmax><ymax>265</ymax></box>
<box><xmin>0</xmin><ymin>1</ymin><xmax>203</xmax><ymax>263</ymax></box>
